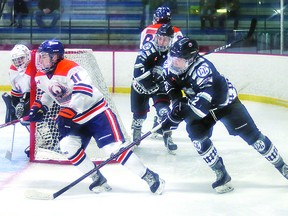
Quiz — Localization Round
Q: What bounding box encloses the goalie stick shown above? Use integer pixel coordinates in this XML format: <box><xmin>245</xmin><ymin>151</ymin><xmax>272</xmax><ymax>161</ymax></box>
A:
<box><xmin>202</xmin><ymin>18</ymin><xmax>257</xmax><ymax>57</ymax></box>
<box><xmin>25</xmin><ymin>123</ymin><xmax>162</xmax><ymax>200</ymax></box>
<box><xmin>5</xmin><ymin>124</ymin><xmax>16</xmax><ymax>160</ymax></box>
<box><xmin>0</xmin><ymin>116</ymin><xmax>29</xmax><ymax>129</ymax></box>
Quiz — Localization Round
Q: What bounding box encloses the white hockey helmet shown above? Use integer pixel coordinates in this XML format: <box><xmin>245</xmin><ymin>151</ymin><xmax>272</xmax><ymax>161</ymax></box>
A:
<box><xmin>11</xmin><ymin>44</ymin><xmax>31</xmax><ymax>72</ymax></box>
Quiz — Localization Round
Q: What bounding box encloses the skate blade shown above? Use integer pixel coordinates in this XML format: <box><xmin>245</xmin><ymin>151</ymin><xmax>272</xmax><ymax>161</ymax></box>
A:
<box><xmin>167</xmin><ymin>149</ymin><xmax>176</xmax><ymax>155</ymax></box>
<box><xmin>214</xmin><ymin>183</ymin><xmax>234</xmax><ymax>194</ymax></box>
<box><xmin>154</xmin><ymin>178</ymin><xmax>165</xmax><ymax>195</ymax></box>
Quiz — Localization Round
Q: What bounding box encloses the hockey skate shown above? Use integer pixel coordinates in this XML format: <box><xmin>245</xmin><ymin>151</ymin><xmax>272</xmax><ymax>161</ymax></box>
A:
<box><xmin>89</xmin><ymin>171</ymin><xmax>112</xmax><ymax>193</ymax></box>
<box><xmin>163</xmin><ymin>132</ymin><xmax>178</xmax><ymax>155</ymax></box>
<box><xmin>152</xmin><ymin>116</ymin><xmax>163</xmax><ymax>139</ymax></box>
<box><xmin>212</xmin><ymin>157</ymin><xmax>234</xmax><ymax>194</ymax></box>
<box><xmin>142</xmin><ymin>168</ymin><xmax>165</xmax><ymax>195</ymax></box>
<box><xmin>132</xmin><ymin>128</ymin><xmax>142</xmax><ymax>146</ymax></box>
<box><xmin>131</xmin><ymin>119</ymin><xmax>144</xmax><ymax>146</ymax></box>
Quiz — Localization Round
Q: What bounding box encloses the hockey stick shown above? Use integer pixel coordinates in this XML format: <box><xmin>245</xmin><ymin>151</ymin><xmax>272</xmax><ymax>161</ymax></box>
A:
<box><xmin>5</xmin><ymin>124</ymin><xmax>16</xmax><ymax>160</ymax></box>
<box><xmin>202</xmin><ymin>18</ymin><xmax>257</xmax><ymax>56</ymax></box>
<box><xmin>25</xmin><ymin>123</ymin><xmax>162</xmax><ymax>200</ymax></box>
<box><xmin>0</xmin><ymin>116</ymin><xmax>29</xmax><ymax>129</ymax></box>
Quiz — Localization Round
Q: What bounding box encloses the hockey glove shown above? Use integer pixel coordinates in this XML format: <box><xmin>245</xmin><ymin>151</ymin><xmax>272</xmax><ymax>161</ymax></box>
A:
<box><xmin>161</xmin><ymin>97</ymin><xmax>190</xmax><ymax>132</ymax></box>
<box><xmin>56</xmin><ymin>108</ymin><xmax>77</xmax><ymax>138</ymax></box>
<box><xmin>29</xmin><ymin>100</ymin><xmax>48</xmax><ymax>122</ymax></box>
<box><xmin>161</xmin><ymin>113</ymin><xmax>182</xmax><ymax>133</ymax></box>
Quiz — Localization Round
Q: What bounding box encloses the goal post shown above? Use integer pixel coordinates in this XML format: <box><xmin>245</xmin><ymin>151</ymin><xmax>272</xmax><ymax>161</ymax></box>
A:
<box><xmin>29</xmin><ymin>49</ymin><xmax>130</xmax><ymax>163</ymax></box>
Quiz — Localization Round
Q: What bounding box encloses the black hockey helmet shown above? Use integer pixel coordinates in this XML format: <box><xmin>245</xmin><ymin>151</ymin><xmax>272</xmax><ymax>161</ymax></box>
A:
<box><xmin>170</xmin><ymin>37</ymin><xmax>199</xmax><ymax>60</ymax></box>
<box><xmin>154</xmin><ymin>24</ymin><xmax>174</xmax><ymax>52</ymax></box>
<box><xmin>156</xmin><ymin>23</ymin><xmax>174</xmax><ymax>37</ymax></box>
<box><xmin>168</xmin><ymin>37</ymin><xmax>199</xmax><ymax>75</ymax></box>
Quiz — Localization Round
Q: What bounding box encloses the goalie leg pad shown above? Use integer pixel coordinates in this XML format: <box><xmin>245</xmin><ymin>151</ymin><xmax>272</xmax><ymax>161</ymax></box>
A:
<box><xmin>2</xmin><ymin>92</ymin><xmax>16</xmax><ymax>123</ymax></box>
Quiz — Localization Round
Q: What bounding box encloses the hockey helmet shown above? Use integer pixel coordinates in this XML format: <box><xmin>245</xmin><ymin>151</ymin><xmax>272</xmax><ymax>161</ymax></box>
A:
<box><xmin>36</xmin><ymin>40</ymin><xmax>64</xmax><ymax>73</ymax></box>
<box><xmin>11</xmin><ymin>44</ymin><xmax>31</xmax><ymax>72</ymax></box>
<box><xmin>168</xmin><ymin>37</ymin><xmax>199</xmax><ymax>75</ymax></box>
<box><xmin>153</xmin><ymin>6</ymin><xmax>171</xmax><ymax>24</ymax></box>
<box><xmin>154</xmin><ymin>23</ymin><xmax>174</xmax><ymax>52</ymax></box>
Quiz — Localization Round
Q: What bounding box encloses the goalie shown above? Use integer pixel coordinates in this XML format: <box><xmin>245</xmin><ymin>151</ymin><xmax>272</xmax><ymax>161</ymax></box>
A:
<box><xmin>28</xmin><ymin>39</ymin><xmax>165</xmax><ymax>194</ymax></box>
<box><xmin>2</xmin><ymin>44</ymin><xmax>33</xmax><ymax>157</ymax></box>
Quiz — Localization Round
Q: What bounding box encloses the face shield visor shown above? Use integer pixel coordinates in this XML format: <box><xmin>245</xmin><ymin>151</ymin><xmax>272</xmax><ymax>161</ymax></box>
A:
<box><xmin>36</xmin><ymin>52</ymin><xmax>55</xmax><ymax>73</ymax></box>
<box><xmin>155</xmin><ymin>35</ymin><xmax>172</xmax><ymax>52</ymax></box>
<box><xmin>167</xmin><ymin>54</ymin><xmax>194</xmax><ymax>75</ymax></box>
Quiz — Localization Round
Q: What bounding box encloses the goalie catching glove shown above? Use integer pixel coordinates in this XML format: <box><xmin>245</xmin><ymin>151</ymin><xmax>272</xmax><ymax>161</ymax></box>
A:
<box><xmin>161</xmin><ymin>97</ymin><xmax>190</xmax><ymax>132</ymax></box>
<box><xmin>56</xmin><ymin>107</ymin><xmax>78</xmax><ymax>138</ymax></box>
<box><xmin>29</xmin><ymin>100</ymin><xmax>48</xmax><ymax>122</ymax></box>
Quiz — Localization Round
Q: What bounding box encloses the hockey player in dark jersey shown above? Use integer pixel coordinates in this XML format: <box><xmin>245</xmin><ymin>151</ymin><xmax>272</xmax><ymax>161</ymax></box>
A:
<box><xmin>131</xmin><ymin>23</ymin><xmax>178</xmax><ymax>154</ymax></box>
<box><xmin>161</xmin><ymin>36</ymin><xmax>288</xmax><ymax>193</ymax></box>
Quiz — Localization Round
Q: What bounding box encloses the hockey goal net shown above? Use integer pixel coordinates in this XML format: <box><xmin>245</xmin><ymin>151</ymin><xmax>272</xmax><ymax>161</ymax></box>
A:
<box><xmin>29</xmin><ymin>49</ymin><xmax>129</xmax><ymax>163</ymax></box>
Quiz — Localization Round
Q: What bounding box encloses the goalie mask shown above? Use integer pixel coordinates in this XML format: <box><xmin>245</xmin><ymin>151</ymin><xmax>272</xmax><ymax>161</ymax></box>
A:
<box><xmin>11</xmin><ymin>44</ymin><xmax>31</xmax><ymax>73</ymax></box>
<box><xmin>154</xmin><ymin>23</ymin><xmax>174</xmax><ymax>52</ymax></box>
<box><xmin>153</xmin><ymin>6</ymin><xmax>171</xmax><ymax>24</ymax></box>
<box><xmin>168</xmin><ymin>37</ymin><xmax>199</xmax><ymax>75</ymax></box>
<box><xmin>36</xmin><ymin>40</ymin><xmax>64</xmax><ymax>74</ymax></box>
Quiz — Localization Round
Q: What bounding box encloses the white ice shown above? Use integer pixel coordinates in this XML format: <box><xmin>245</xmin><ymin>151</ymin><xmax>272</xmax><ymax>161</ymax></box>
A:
<box><xmin>0</xmin><ymin>93</ymin><xmax>288</xmax><ymax>216</ymax></box>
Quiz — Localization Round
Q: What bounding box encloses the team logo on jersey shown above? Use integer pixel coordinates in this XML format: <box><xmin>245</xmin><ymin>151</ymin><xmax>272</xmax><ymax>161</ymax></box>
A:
<box><xmin>143</xmin><ymin>42</ymin><xmax>152</xmax><ymax>50</ymax></box>
<box><xmin>48</xmin><ymin>82</ymin><xmax>71</xmax><ymax>104</ymax></box>
<box><xmin>196</xmin><ymin>65</ymin><xmax>210</xmax><ymax>78</ymax></box>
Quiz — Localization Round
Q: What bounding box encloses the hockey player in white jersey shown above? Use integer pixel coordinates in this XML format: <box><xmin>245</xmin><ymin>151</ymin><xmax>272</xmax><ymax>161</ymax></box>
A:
<box><xmin>161</xmin><ymin>37</ymin><xmax>288</xmax><ymax>193</ymax></box>
<box><xmin>1</xmin><ymin>44</ymin><xmax>34</xmax><ymax>157</ymax></box>
<box><xmin>2</xmin><ymin>44</ymin><xmax>33</xmax><ymax>124</ymax></box>
<box><xmin>28</xmin><ymin>39</ymin><xmax>165</xmax><ymax>194</ymax></box>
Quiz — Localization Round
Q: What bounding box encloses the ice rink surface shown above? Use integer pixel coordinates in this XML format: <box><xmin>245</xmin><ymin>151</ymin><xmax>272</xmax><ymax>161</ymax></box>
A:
<box><xmin>0</xmin><ymin>93</ymin><xmax>288</xmax><ymax>216</ymax></box>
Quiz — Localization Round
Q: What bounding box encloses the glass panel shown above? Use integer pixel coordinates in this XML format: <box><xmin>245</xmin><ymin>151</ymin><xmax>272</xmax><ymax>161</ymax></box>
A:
<box><xmin>0</xmin><ymin>0</ymin><xmax>287</xmax><ymax>55</ymax></box>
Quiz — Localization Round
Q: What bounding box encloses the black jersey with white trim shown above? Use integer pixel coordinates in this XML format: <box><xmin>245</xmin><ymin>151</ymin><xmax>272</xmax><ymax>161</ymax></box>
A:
<box><xmin>164</xmin><ymin>55</ymin><xmax>238</xmax><ymax>118</ymax></box>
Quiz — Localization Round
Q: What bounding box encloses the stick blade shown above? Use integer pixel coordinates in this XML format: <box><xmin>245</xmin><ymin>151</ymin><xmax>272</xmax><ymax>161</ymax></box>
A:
<box><xmin>25</xmin><ymin>189</ymin><xmax>55</xmax><ymax>200</ymax></box>
<box><xmin>5</xmin><ymin>151</ymin><xmax>12</xmax><ymax>160</ymax></box>
<box><xmin>246</xmin><ymin>18</ymin><xmax>257</xmax><ymax>39</ymax></box>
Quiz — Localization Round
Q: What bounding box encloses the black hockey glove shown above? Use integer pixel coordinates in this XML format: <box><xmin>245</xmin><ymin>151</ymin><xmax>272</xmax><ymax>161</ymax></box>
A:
<box><xmin>161</xmin><ymin>98</ymin><xmax>190</xmax><ymax>132</ymax></box>
<box><xmin>29</xmin><ymin>100</ymin><xmax>48</xmax><ymax>122</ymax></box>
<box><xmin>152</xmin><ymin>66</ymin><xmax>166</xmax><ymax>93</ymax></box>
<box><xmin>161</xmin><ymin>113</ymin><xmax>182</xmax><ymax>132</ymax></box>
<box><xmin>56</xmin><ymin>107</ymin><xmax>77</xmax><ymax>138</ymax></box>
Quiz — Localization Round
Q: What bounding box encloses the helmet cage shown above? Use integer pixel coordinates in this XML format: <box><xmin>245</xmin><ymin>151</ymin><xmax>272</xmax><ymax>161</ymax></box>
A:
<box><xmin>11</xmin><ymin>44</ymin><xmax>31</xmax><ymax>72</ymax></box>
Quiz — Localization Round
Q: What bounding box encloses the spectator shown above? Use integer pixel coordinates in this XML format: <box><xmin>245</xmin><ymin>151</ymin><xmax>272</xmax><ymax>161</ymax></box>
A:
<box><xmin>199</xmin><ymin>0</ymin><xmax>216</xmax><ymax>29</ymax></box>
<box><xmin>227</xmin><ymin>0</ymin><xmax>240</xmax><ymax>30</ymax></box>
<box><xmin>10</xmin><ymin>0</ymin><xmax>29</xmax><ymax>28</ymax></box>
<box><xmin>216</xmin><ymin>0</ymin><xmax>239</xmax><ymax>30</ymax></box>
<box><xmin>34</xmin><ymin>0</ymin><xmax>60</xmax><ymax>28</ymax></box>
